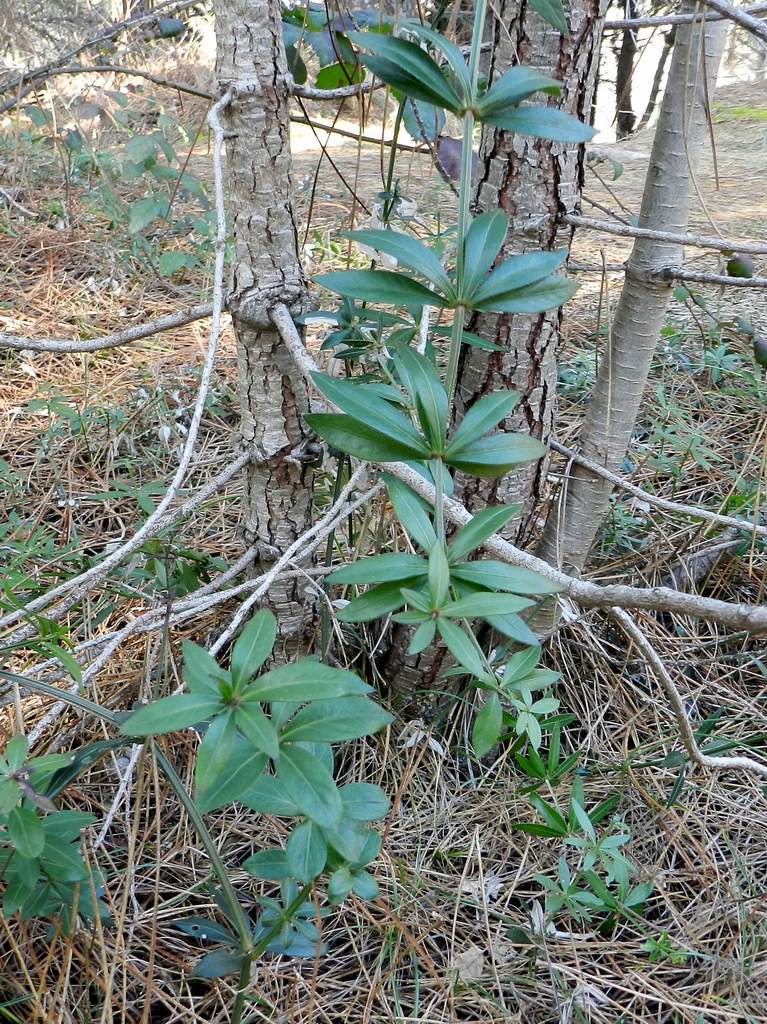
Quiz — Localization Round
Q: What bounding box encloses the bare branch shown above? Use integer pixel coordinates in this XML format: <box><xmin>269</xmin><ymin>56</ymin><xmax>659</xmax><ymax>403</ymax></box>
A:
<box><xmin>272</xmin><ymin>302</ymin><xmax>767</xmax><ymax>634</ymax></box>
<box><xmin>610</xmin><ymin>608</ymin><xmax>767</xmax><ymax>778</ymax></box>
<box><xmin>289</xmin><ymin>115</ymin><xmax>420</xmax><ymax>152</ymax></box>
<box><xmin>549</xmin><ymin>440</ymin><xmax>767</xmax><ymax>539</ymax></box>
<box><xmin>290</xmin><ymin>76</ymin><xmax>375</xmax><ymax>101</ymax></box>
<box><xmin>699</xmin><ymin>0</ymin><xmax>767</xmax><ymax>43</ymax></box>
<box><xmin>34</xmin><ymin>64</ymin><xmax>216</xmax><ymax>100</ymax></box>
<box><xmin>0</xmin><ymin>303</ymin><xmax>215</xmax><ymax>353</ymax></box>
<box><xmin>565</xmin><ymin>213</ymin><xmax>767</xmax><ymax>257</ymax></box>
<box><xmin>658</xmin><ymin>267</ymin><xmax>767</xmax><ymax>288</ymax></box>
<box><xmin>604</xmin><ymin>0</ymin><xmax>767</xmax><ymax>28</ymax></box>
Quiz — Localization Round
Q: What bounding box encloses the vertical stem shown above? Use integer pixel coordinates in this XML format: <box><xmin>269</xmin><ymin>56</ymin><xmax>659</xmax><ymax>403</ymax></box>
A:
<box><xmin>432</xmin><ymin>458</ymin><xmax>446</xmax><ymax>543</ymax></box>
<box><xmin>444</xmin><ymin>0</ymin><xmax>488</xmax><ymax>403</ymax></box>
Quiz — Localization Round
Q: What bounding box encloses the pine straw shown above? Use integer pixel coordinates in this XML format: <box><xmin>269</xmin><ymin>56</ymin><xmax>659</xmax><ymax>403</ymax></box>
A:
<box><xmin>1</xmin><ymin>78</ymin><xmax>766</xmax><ymax>1024</ymax></box>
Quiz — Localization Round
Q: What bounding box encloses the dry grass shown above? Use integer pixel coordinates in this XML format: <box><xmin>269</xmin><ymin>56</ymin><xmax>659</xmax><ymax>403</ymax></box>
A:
<box><xmin>0</xmin><ymin>62</ymin><xmax>766</xmax><ymax>1024</ymax></box>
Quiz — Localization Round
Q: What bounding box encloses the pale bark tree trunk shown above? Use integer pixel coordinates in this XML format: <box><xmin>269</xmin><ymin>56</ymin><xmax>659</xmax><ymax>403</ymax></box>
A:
<box><xmin>538</xmin><ymin>10</ymin><xmax>727</xmax><ymax>576</ymax></box>
<box><xmin>384</xmin><ymin>0</ymin><xmax>605</xmax><ymax>709</ymax></box>
<box><xmin>615</xmin><ymin>2</ymin><xmax>638</xmax><ymax>138</ymax></box>
<box><xmin>214</xmin><ymin>0</ymin><xmax>313</xmax><ymax>645</ymax></box>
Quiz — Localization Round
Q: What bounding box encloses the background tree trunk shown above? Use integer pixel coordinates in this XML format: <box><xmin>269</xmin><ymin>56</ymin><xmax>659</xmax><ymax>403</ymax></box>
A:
<box><xmin>383</xmin><ymin>0</ymin><xmax>605</xmax><ymax>711</ymax></box>
<box><xmin>214</xmin><ymin>0</ymin><xmax>313</xmax><ymax>647</ymax></box>
<box><xmin>538</xmin><ymin>9</ymin><xmax>727</xmax><ymax>577</ymax></box>
<box><xmin>615</xmin><ymin>1</ymin><xmax>638</xmax><ymax>138</ymax></box>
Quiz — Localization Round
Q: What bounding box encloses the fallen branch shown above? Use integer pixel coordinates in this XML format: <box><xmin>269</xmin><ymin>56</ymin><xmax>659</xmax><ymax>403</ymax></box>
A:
<box><xmin>610</xmin><ymin>608</ymin><xmax>767</xmax><ymax>778</ymax></box>
<box><xmin>603</xmin><ymin>0</ymin><xmax>767</xmax><ymax>28</ymax></box>
<box><xmin>272</xmin><ymin>302</ymin><xmax>767</xmax><ymax>633</ymax></box>
<box><xmin>289</xmin><ymin>115</ymin><xmax>420</xmax><ymax>152</ymax></box>
<box><xmin>0</xmin><ymin>302</ymin><xmax>214</xmax><ymax>353</ymax></box>
<box><xmin>658</xmin><ymin>267</ymin><xmax>767</xmax><ymax>288</ymax></box>
<box><xmin>565</xmin><ymin>213</ymin><xmax>767</xmax><ymax>257</ymax></box>
<box><xmin>699</xmin><ymin>0</ymin><xmax>767</xmax><ymax>43</ymax></box>
<box><xmin>549</xmin><ymin>440</ymin><xmax>767</xmax><ymax>540</ymax></box>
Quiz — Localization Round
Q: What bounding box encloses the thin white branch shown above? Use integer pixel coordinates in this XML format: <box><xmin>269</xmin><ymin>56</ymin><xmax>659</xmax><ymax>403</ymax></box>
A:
<box><xmin>0</xmin><ymin>185</ymin><xmax>36</xmax><ymax>218</ymax></box>
<box><xmin>0</xmin><ymin>303</ymin><xmax>215</xmax><ymax>353</ymax></box>
<box><xmin>610</xmin><ymin>608</ymin><xmax>767</xmax><ymax>778</ymax></box>
<box><xmin>565</xmin><ymin>214</ymin><xmax>767</xmax><ymax>257</ymax></box>
<box><xmin>0</xmin><ymin>90</ymin><xmax>235</xmax><ymax>641</ymax></box>
<box><xmin>699</xmin><ymin>0</ymin><xmax>767</xmax><ymax>43</ymax></box>
<box><xmin>272</xmin><ymin>303</ymin><xmax>767</xmax><ymax>634</ymax></box>
<box><xmin>658</xmin><ymin>267</ymin><xmax>767</xmax><ymax>288</ymax></box>
<box><xmin>550</xmin><ymin>440</ymin><xmax>767</xmax><ymax>539</ymax></box>
<box><xmin>603</xmin><ymin>0</ymin><xmax>767</xmax><ymax>28</ymax></box>
<box><xmin>290</xmin><ymin>76</ymin><xmax>376</xmax><ymax>101</ymax></box>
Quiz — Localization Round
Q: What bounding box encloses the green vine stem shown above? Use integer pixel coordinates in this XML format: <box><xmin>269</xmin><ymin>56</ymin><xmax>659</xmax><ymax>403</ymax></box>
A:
<box><xmin>445</xmin><ymin>0</ymin><xmax>488</xmax><ymax>402</ymax></box>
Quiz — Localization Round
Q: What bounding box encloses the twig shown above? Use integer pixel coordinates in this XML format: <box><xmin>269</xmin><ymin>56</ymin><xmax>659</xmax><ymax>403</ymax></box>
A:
<box><xmin>0</xmin><ymin>185</ymin><xmax>36</xmax><ymax>217</ymax></box>
<box><xmin>549</xmin><ymin>440</ymin><xmax>767</xmax><ymax>539</ymax></box>
<box><xmin>658</xmin><ymin>267</ymin><xmax>767</xmax><ymax>288</ymax></box>
<box><xmin>272</xmin><ymin>302</ymin><xmax>767</xmax><ymax>633</ymax></box>
<box><xmin>290</xmin><ymin>77</ymin><xmax>375</xmax><ymax>101</ymax></box>
<box><xmin>33</xmin><ymin>64</ymin><xmax>215</xmax><ymax>100</ymax></box>
<box><xmin>609</xmin><ymin>608</ymin><xmax>767</xmax><ymax>778</ymax></box>
<box><xmin>0</xmin><ymin>302</ymin><xmax>215</xmax><ymax>353</ymax></box>
<box><xmin>603</xmin><ymin>0</ymin><xmax>767</xmax><ymax>28</ymax></box>
<box><xmin>289</xmin><ymin>116</ymin><xmax>420</xmax><ymax>152</ymax></box>
<box><xmin>699</xmin><ymin>0</ymin><xmax>767</xmax><ymax>43</ymax></box>
<box><xmin>565</xmin><ymin>213</ymin><xmax>767</xmax><ymax>257</ymax></box>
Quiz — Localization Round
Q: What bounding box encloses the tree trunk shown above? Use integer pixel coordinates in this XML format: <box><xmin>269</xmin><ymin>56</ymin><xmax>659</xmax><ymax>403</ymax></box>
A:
<box><xmin>214</xmin><ymin>0</ymin><xmax>313</xmax><ymax>646</ymax></box>
<box><xmin>454</xmin><ymin>0</ymin><xmax>605</xmax><ymax>545</ymax></box>
<box><xmin>538</xmin><ymin>10</ymin><xmax>726</xmax><ymax>576</ymax></box>
<box><xmin>383</xmin><ymin>0</ymin><xmax>605</xmax><ymax>711</ymax></box>
<box><xmin>615</xmin><ymin>1</ymin><xmax>638</xmax><ymax>139</ymax></box>
<box><xmin>636</xmin><ymin>26</ymin><xmax>676</xmax><ymax>133</ymax></box>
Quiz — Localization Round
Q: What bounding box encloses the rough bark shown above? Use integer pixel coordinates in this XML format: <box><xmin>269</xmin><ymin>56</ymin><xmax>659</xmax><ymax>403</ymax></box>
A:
<box><xmin>383</xmin><ymin>0</ymin><xmax>605</xmax><ymax>710</ymax></box>
<box><xmin>453</xmin><ymin>0</ymin><xmax>606</xmax><ymax>544</ymax></box>
<box><xmin>538</xmin><ymin>9</ymin><xmax>727</xmax><ymax>576</ymax></box>
<box><xmin>615</xmin><ymin>2</ymin><xmax>638</xmax><ymax>138</ymax></box>
<box><xmin>214</xmin><ymin>0</ymin><xmax>313</xmax><ymax>645</ymax></box>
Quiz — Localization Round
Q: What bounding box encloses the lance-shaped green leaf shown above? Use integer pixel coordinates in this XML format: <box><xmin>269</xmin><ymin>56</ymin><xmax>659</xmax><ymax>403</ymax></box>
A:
<box><xmin>409</xmin><ymin>619</ymin><xmax>437</xmax><ymax>654</ymax></box>
<box><xmin>486</xmin><ymin>612</ymin><xmax>540</xmax><ymax>646</ymax></box>
<box><xmin>440</xmin><ymin>592</ymin><xmax>534</xmax><ymax>618</ymax></box>
<box><xmin>452</xmin><ymin>561</ymin><xmax>561</xmax><ymax>595</ymax></box>
<box><xmin>243</xmin><ymin>661</ymin><xmax>371</xmax><ymax>702</ymax></box>
<box><xmin>529</xmin><ymin>0</ymin><xmax>568</xmax><ymax>32</ymax></box>
<box><xmin>306</xmin><ymin>412</ymin><xmax>430</xmax><ymax>463</ymax></box>
<box><xmin>347</xmin><ymin>31</ymin><xmax>463</xmax><ymax>112</ymax></box>
<box><xmin>182</xmin><ymin>640</ymin><xmax>228</xmax><ymax>696</ymax></box>
<box><xmin>328</xmin><ymin>553</ymin><xmax>427</xmax><ymax>585</ymax></box>
<box><xmin>477</xmin><ymin>67</ymin><xmax>561</xmax><ymax>119</ymax></box>
<box><xmin>448</xmin><ymin>390</ymin><xmax>520</xmax><ymax>453</ymax></box>
<box><xmin>280</xmin><ymin>696</ymin><xmax>392</xmax><ymax>743</ymax></box>
<box><xmin>191</xmin><ymin>950</ymin><xmax>245</xmax><ymax>979</ymax></box>
<box><xmin>428</xmin><ymin>544</ymin><xmax>450</xmax><ymax>607</ymax></box>
<box><xmin>482</xmin><ymin>104</ymin><xmax>594</xmax><ymax>143</ymax></box>
<box><xmin>286</xmin><ymin>821</ymin><xmax>327</xmax><ymax>882</ymax></box>
<box><xmin>315</xmin><ymin>269</ymin><xmax>449</xmax><ymax>309</ymax></box>
<box><xmin>343</xmin><ymin>229</ymin><xmax>454</xmax><ymax>297</ymax></box>
<box><xmin>239</xmin><ymin>774</ymin><xmax>300</xmax><ymax>816</ymax></box>
<box><xmin>384</xmin><ymin>475</ymin><xmax>437</xmax><ymax>550</ymax></box>
<box><xmin>393</xmin><ymin>346</ymin><xmax>448</xmax><ymax>450</ymax></box>
<box><xmin>121</xmin><ymin>693</ymin><xmax>225</xmax><ymax>736</ymax></box>
<box><xmin>448</xmin><ymin>505</ymin><xmax>520</xmax><ymax>562</ymax></box>
<box><xmin>403</xmin><ymin>97</ymin><xmax>445</xmax><ymax>143</ymax></box>
<box><xmin>311</xmin><ymin>373</ymin><xmax>428</xmax><ymax>454</ymax></box>
<box><xmin>472</xmin><ymin>693</ymin><xmax>503</xmax><ymax>757</ymax></box>
<box><xmin>195</xmin><ymin>711</ymin><xmax>236</xmax><ymax>799</ymax></box>
<box><xmin>235</xmin><ymin>702</ymin><xmax>280</xmax><ymax>760</ymax></box>
<box><xmin>8</xmin><ymin>807</ymin><xmax>45</xmax><ymax>859</ymax></box>
<box><xmin>470</xmin><ymin>250</ymin><xmax>566</xmax><ymax>307</ymax></box>
<box><xmin>242</xmin><ymin>848</ymin><xmax>291</xmax><ymax>879</ymax></box>
<box><xmin>340</xmin><ymin>782</ymin><xmax>390</xmax><ymax>821</ymax></box>
<box><xmin>402</xmin><ymin>21</ymin><xmax>472</xmax><ymax>97</ymax></box>
<box><xmin>336</xmin><ymin>579</ymin><xmax>420</xmax><ymax>622</ymax></box>
<box><xmin>277</xmin><ymin>745</ymin><xmax>343</xmax><ymax>830</ymax></box>
<box><xmin>445</xmin><ymin>433</ymin><xmax>548</xmax><ymax>477</ymax></box>
<box><xmin>197</xmin><ymin>744</ymin><xmax>268</xmax><ymax>813</ymax></box>
<box><xmin>230</xmin><ymin>609</ymin><xmax>276</xmax><ymax>687</ymax></box>
<box><xmin>461</xmin><ymin>211</ymin><xmax>510</xmax><ymax>299</ymax></box>
<box><xmin>436</xmin><ymin>618</ymin><xmax>488</xmax><ymax>678</ymax></box>
<box><xmin>475</xmin><ymin>275</ymin><xmax>579</xmax><ymax>315</ymax></box>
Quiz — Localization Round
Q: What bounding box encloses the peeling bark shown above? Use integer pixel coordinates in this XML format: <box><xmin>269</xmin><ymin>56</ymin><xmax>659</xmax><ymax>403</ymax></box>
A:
<box><xmin>214</xmin><ymin>0</ymin><xmax>313</xmax><ymax>645</ymax></box>
<box><xmin>538</xmin><ymin>9</ymin><xmax>726</xmax><ymax>576</ymax></box>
